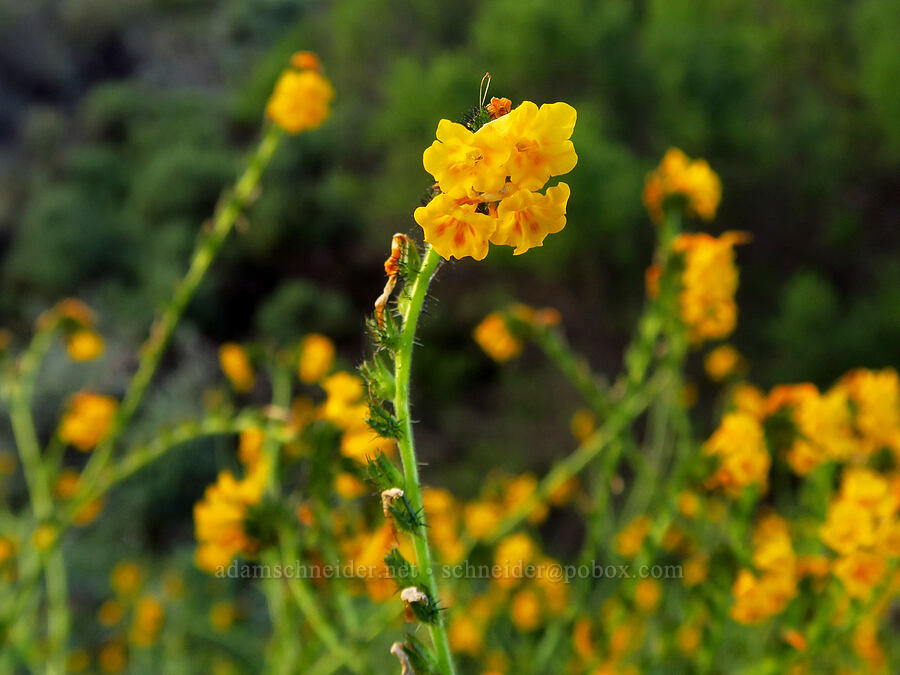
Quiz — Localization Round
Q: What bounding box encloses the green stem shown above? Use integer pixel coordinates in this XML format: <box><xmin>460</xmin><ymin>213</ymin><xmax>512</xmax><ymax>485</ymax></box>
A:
<box><xmin>75</xmin><ymin>125</ymin><xmax>283</xmax><ymax>508</ymax></box>
<box><xmin>392</xmin><ymin>245</ymin><xmax>456</xmax><ymax>675</ymax></box>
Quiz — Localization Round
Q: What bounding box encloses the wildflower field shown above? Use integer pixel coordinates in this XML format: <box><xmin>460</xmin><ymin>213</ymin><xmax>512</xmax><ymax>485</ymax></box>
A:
<box><xmin>1</xmin><ymin>2</ymin><xmax>899</xmax><ymax>674</ymax></box>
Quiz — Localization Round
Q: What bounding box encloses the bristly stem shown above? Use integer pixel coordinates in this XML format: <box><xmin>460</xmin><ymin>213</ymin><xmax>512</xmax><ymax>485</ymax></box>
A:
<box><xmin>392</xmin><ymin>244</ymin><xmax>456</xmax><ymax>675</ymax></box>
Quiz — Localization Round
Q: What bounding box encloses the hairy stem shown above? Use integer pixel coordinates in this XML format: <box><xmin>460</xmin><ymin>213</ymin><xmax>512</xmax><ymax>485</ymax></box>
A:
<box><xmin>393</xmin><ymin>245</ymin><xmax>456</xmax><ymax>675</ymax></box>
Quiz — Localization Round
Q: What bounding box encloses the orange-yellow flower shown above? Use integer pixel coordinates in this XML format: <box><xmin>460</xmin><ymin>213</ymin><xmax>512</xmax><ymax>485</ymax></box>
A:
<box><xmin>266</xmin><ymin>57</ymin><xmax>333</xmax><ymax>134</ymax></box>
<box><xmin>423</xmin><ymin>120</ymin><xmax>510</xmax><ymax>196</ymax></box>
<box><xmin>219</xmin><ymin>343</ymin><xmax>255</xmax><ymax>393</ymax></box>
<box><xmin>643</xmin><ymin>148</ymin><xmax>721</xmax><ymax>222</ymax></box>
<box><xmin>704</xmin><ymin>344</ymin><xmax>743</xmax><ymax>381</ymax></box>
<box><xmin>129</xmin><ymin>596</ymin><xmax>164</xmax><ymax>647</ymax></box>
<box><xmin>491</xmin><ymin>101</ymin><xmax>578</xmax><ymax>191</ymax></box>
<box><xmin>703</xmin><ymin>412</ymin><xmax>770</xmax><ymax>495</ymax></box>
<box><xmin>473</xmin><ymin>313</ymin><xmax>522</xmax><ymax>362</ymax></box>
<box><xmin>66</xmin><ymin>329</ymin><xmax>105</xmax><ymax>361</ymax></box>
<box><xmin>59</xmin><ymin>392</ymin><xmax>118</xmax><ymax>451</ymax></box>
<box><xmin>491</xmin><ymin>183</ymin><xmax>570</xmax><ymax>255</ymax></box>
<box><xmin>298</xmin><ymin>333</ymin><xmax>335</xmax><ymax>384</ymax></box>
<box><xmin>414</xmin><ymin>193</ymin><xmax>497</xmax><ymax>261</ymax></box>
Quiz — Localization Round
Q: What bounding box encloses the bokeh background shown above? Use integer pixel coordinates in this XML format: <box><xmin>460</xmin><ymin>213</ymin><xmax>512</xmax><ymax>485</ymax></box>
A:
<box><xmin>1</xmin><ymin>0</ymin><xmax>899</xmax><ymax>656</ymax></box>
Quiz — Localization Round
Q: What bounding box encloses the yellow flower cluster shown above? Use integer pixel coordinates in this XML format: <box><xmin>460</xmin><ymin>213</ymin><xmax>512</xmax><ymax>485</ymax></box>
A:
<box><xmin>193</xmin><ymin>451</ymin><xmax>270</xmax><ymax>572</ymax></box>
<box><xmin>298</xmin><ymin>333</ymin><xmax>335</xmax><ymax>384</ymax></box>
<box><xmin>415</xmin><ymin>100</ymin><xmax>577</xmax><ymax>260</ymax></box>
<box><xmin>473</xmin><ymin>304</ymin><xmax>561</xmax><ymax>363</ymax></box>
<box><xmin>59</xmin><ymin>392</ymin><xmax>118</xmax><ymax>452</ymax></box>
<box><xmin>266</xmin><ymin>51</ymin><xmax>334</xmax><ymax>134</ymax></box>
<box><xmin>219</xmin><ymin>343</ymin><xmax>255</xmax><ymax>393</ymax></box>
<box><xmin>703</xmin><ymin>412</ymin><xmax>770</xmax><ymax>495</ymax></box>
<box><xmin>643</xmin><ymin>148</ymin><xmax>722</xmax><ymax>222</ymax></box>
<box><xmin>731</xmin><ymin>513</ymin><xmax>797</xmax><ymax>624</ymax></box>
<box><xmin>703</xmin><ymin>344</ymin><xmax>743</xmax><ymax>381</ymax></box>
<box><xmin>321</xmin><ymin>371</ymin><xmax>396</xmax><ymax>460</ymax></box>
<box><xmin>673</xmin><ymin>231</ymin><xmax>749</xmax><ymax>343</ymax></box>
<box><xmin>820</xmin><ymin>468</ymin><xmax>897</xmax><ymax>599</ymax></box>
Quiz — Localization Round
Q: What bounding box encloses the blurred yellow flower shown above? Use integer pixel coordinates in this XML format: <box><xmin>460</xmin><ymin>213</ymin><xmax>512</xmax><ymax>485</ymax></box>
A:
<box><xmin>193</xmin><ymin>459</ymin><xmax>270</xmax><ymax>572</ymax></box>
<box><xmin>59</xmin><ymin>392</ymin><xmax>118</xmax><ymax>451</ymax></box>
<box><xmin>673</xmin><ymin>231</ymin><xmax>749</xmax><ymax>344</ymax></box>
<box><xmin>616</xmin><ymin>516</ymin><xmax>651</xmax><ymax>558</ymax></box>
<box><xmin>704</xmin><ymin>344</ymin><xmax>743</xmax><ymax>381</ymax></box>
<box><xmin>238</xmin><ymin>427</ymin><xmax>265</xmax><ymax>468</ymax></box>
<box><xmin>643</xmin><ymin>148</ymin><xmax>721</xmax><ymax>222</ymax></box>
<box><xmin>98</xmin><ymin>599</ymin><xmax>123</xmax><ymax>627</ymax></box>
<box><xmin>298</xmin><ymin>333</ymin><xmax>335</xmax><ymax>384</ymax></box>
<box><xmin>415</xmin><ymin>193</ymin><xmax>497</xmax><ymax>261</ymax></box>
<box><xmin>464</xmin><ymin>501</ymin><xmax>502</xmax><ymax>540</ymax></box>
<box><xmin>703</xmin><ymin>412</ymin><xmax>770</xmax><ymax>495</ymax></box>
<box><xmin>99</xmin><ymin>640</ymin><xmax>127</xmax><ymax>674</ymax></box>
<box><xmin>449</xmin><ymin>615</ymin><xmax>484</xmax><ymax>655</ymax></box>
<box><xmin>111</xmin><ymin>561</ymin><xmax>142</xmax><ymax>596</ymax></box>
<box><xmin>334</xmin><ymin>472</ymin><xmax>367</xmax><ymax>499</ymax></box>
<box><xmin>833</xmin><ymin>551</ymin><xmax>886</xmax><ymax>600</ymax></box>
<box><xmin>474</xmin><ymin>313</ymin><xmax>522</xmax><ymax>362</ymax></box>
<box><xmin>130</xmin><ymin>596</ymin><xmax>164</xmax><ymax>647</ymax></box>
<box><xmin>634</xmin><ymin>578</ymin><xmax>661</xmax><ymax>613</ymax></box>
<box><xmin>510</xmin><ymin>587</ymin><xmax>542</xmax><ymax>632</ymax></box>
<box><xmin>219</xmin><ymin>343</ymin><xmax>255</xmax><ymax>393</ymax></box>
<box><xmin>66</xmin><ymin>329</ymin><xmax>105</xmax><ymax>361</ymax></box>
<box><xmin>266</xmin><ymin>56</ymin><xmax>334</xmax><ymax>134</ymax></box>
<box><xmin>32</xmin><ymin>524</ymin><xmax>56</xmax><ymax>551</ymax></box>
<box><xmin>210</xmin><ymin>601</ymin><xmax>237</xmax><ymax>632</ymax></box>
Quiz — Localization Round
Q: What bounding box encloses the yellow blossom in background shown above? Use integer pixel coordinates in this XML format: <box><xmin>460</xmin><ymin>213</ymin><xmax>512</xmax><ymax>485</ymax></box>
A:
<box><xmin>676</xmin><ymin>623</ymin><xmax>703</xmax><ymax>654</ymax></box>
<box><xmin>32</xmin><ymin>524</ymin><xmax>56</xmax><ymax>551</ymax></box>
<box><xmin>0</xmin><ymin>537</ymin><xmax>14</xmax><ymax>564</ymax></box>
<box><xmin>615</xmin><ymin>516</ymin><xmax>651</xmax><ymax>558</ymax></box>
<box><xmin>449</xmin><ymin>615</ymin><xmax>484</xmax><ymax>655</ymax></box>
<box><xmin>334</xmin><ymin>472</ymin><xmax>367</xmax><ymax>499</ymax></box>
<box><xmin>130</xmin><ymin>596</ymin><xmax>164</xmax><ymax>647</ymax></box>
<box><xmin>634</xmin><ymin>578</ymin><xmax>661</xmax><ymax>613</ymax></box>
<box><xmin>704</xmin><ymin>344</ymin><xmax>743</xmax><ymax>381</ymax></box>
<box><xmin>683</xmin><ymin>554</ymin><xmax>709</xmax><ymax>587</ymax></box>
<box><xmin>703</xmin><ymin>412</ymin><xmax>770</xmax><ymax>495</ymax></box>
<box><xmin>38</xmin><ymin>297</ymin><xmax>95</xmax><ymax>331</ymax></box>
<box><xmin>570</xmin><ymin>408</ymin><xmax>596</xmax><ymax>443</ymax></box>
<box><xmin>643</xmin><ymin>148</ymin><xmax>722</xmax><ymax>222</ymax></box>
<box><xmin>298</xmin><ymin>333</ymin><xmax>335</xmax><ymax>384</ymax></box>
<box><xmin>677</xmin><ymin>490</ymin><xmax>701</xmax><ymax>519</ymax></box>
<box><xmin>266</xmin><ymin>53</ymin><xmax>333</xmax><ymax>134</ymax></box>
<box><xmin>510</xmin><ymin>587</ymin><xmax>542</xmax><ymax>632</ymax></box>
<box><xmin>474</xmin><ymin>313</ymin><xmax>522</xmax><ymax>362</ymax></box>
<box><xmin>66</xmin><ymin>329</ymin><xmax>105</xmax><ymax>361</ymax></box>
<box><xmin>840</xmin><ymin>368</ymin><xmax>900</xmax><ymax>456</ymax></box>
<box><xmin>59</xmin><ymin>392</ymin><xmax>118</xmax><ymax>451</ymax></box>
<box><xmin>320</xmin><ymin>371</ymin><xmax>366</xmax><ymax>426</ymax></box>
<box><xmin>673</xmin><ymin>231</ymin><xmax>749</xmax><ymax>344</ymax></box>
<box><xmin>210</xmin><ymin>601</ymin><xmax>237</xmax><ymax>632</ymax></box>
<box><xmin>833</xmin><ymin>551</ymin><xmax>886</xmax><ymax>599</ymax></box>
<box><xmin>193</xmin><ymin>458</ymin><xmax>270</xmax><ymax>572</ymax></box>
<box><xmin>730</xmin><ymin>383</ymin><xmax>767</xmax><ymax>420</ymax></box>
<box><xmin>463</xmin><ymin>501</ymin><xmax>502</xmax><ymax>540</ymax></box>
<box><xmin>98</xmin><ymin>599</ymin><xmax>123</xmax><ymax>627</ymax></box>
<box><xmin>98</xmin><ymin>640</ymin><xmax>127</xmax><ymax>674</ymax></box>
<box><xmin>54</xmin><ymin>468</ymin><xmax>81</xmax><ymax>499</ymax></box>
<box><xmin>219</xmin><ymin>343</ymin><xmax>255</xmax><ymax>393</ymax></box>
<box><xmin>731</xmin><ymin>514</ymin><xmax>797</xmax><ymax>624</ymax></box>
<box><xmin>238</xmin><ymin>427</ymin><xmax>265</xmax><ymax>468</ymax></box>
<box><xmin>111</xmin><ymin>561</ymin><xmax>142</xmax><ymax>596</ymax></box>
<box><xmin>494</xmin><ymin>533</ymin><xmax>536</xmax><ymax>589</ymax></box>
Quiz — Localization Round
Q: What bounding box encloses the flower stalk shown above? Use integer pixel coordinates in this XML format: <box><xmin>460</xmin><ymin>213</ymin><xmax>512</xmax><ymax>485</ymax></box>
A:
<box><xmin>392</xmin><ymin>244</ymin><xmax>456</xmax><ymax>675</ymax></box>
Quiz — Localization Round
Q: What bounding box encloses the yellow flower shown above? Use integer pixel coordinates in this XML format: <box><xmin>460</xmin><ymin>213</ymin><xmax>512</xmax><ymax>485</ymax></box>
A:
<box><xmin>491</xmin><ymin>101</ymin><xmax>578</xmax><ymax>191</ymax></box>
<box><xmin>67</xmin><ymin>648</ymin><xmax>90</xmax><ymax>673</ymax></box>
<box><xmin>66</xmin><ymin>329</ymin><xmax>105</xmax><ymax>361</ymax></box>
<box><xmin>298</xmin><ymin>333</ymin><xmax>335</xmax><ymax>384</ymax></box>
<box><xmin>99</xmin><ymin>640</ymin><xmax>127</xmax><ymax>674</ymax></box>
<box><xmin>32</xmin><ymin>524</ymin><xmax>56</xmax><ymax>551</ymax></box>
<box><xmin>703</xmin><ymin>412</ymin><xmax>770</xmax><ymax>495</ymax></box>
<box><xmin>730</xmin><ymin>569</ymin><xmax>795</xmax><ymax>625</ymax></box>
<box><xmin>615</xmin><ymin>516</ymin><xmax>651</xmax><ymax>558</ymax></box>
<box><xmin>676</xmin><ymin>623</ymin><xmax>702</xmax><ymax>654</ymax></box>
<box><xmin>321</xmin><ymin>371</ymin><xmax>366</xmax><ymax>425</ymax></box>
<box><xmin>730</xmin><ymin>383</ymin><xmax>767</xmax><ymax>419</ymax></box>
<box><xmin>832</xmin><ymin>551</ymin><xmax>887</xmax><ymax>600</ymax></box>
<box><xmin>677</xmin><ymin>490</ymin><xmax>701</xmax><ymax>519</ymax></box>
<box><xmin>449</xmin><ymin>615</ymin><xmax>484</xmax><ymax>655</ymax></box>
<box><xmin>423</xmin><ymin>120</ymin><xmax>511</xmax><ymax>196</ymax></box>
<box><xmin>634</xmin><ymin>578</ymin><xmax>661</xmax><ymax>613</ymax></box>
<box><xmin>463</xmin><ymin>501</ymin><xmax>502</xmax><ymax>540</ymax></box>
<box><xmin>491</xmin><ymin>183</ymin><xmax>570</xmax><ymax>255</ymax></box>
<box><xmin>193</xmin><ymin>459</ymin><xmax>270</xmax><ymax>572</ymax></box>
<box><xmin>414</xmin><ymin>193</ymin><xmax>497</xmax><ymax>261</ymax></box>
<box><xmin>683</xmin><ymin>554</ymin><xmax>709</xmax><ymax>587</ymax></box>
<box><xmin>219</xmin><ymin>343</ymin><xmax>255</xmax><ymax>393</ymax></box>
<box><xmin>704</xmin><ymin>344</ymin><xmax>743</xmax><ymax>381</ymax></box>
<box><xmin>129</xmin><ymin>596</ymin><xmax>164</xmax><ymax>647</ymax></box>
<box><xmin>820</xmin><ymin>499</ymin><xmax>876</xmax><ymax>555</ymax></box>
<box><xmin>474</xmin><ymin>313</ymin><xmax>522</xmax><ymax>363</ymax></box>
<box><xmin>59</xmin><ymin>392</ymin><xmax>118</xmax><ymax>451</ymax></box>
<box><xmin>673</xmin><ymin>231</ymin><xmax>749</xmax><ymax>344</ymax></box>
<box><xmin>210</xmin><ymin>601</ymin><xmax>237</xmax><ymax>632</ymax></box>
<box><xmin>111</xmin><ymin>561</ymin><xmax>142</xmax><ymax>596</ymax></box>
<box><xmin>510</xmin><ymin>587</ymin><xmax>542</xmax><ymax>632</ymax></box>
<box><xmin>493</xmin><ymin>533</ymin><xmax>535</xmax><ymax>589</ymax></box>
<box><xmin>643</xmin><ymin>148</ymin><xmax>721</xmax><ymax>222</ymax></box>
<box><xmin>840</xmin><ymin>368</ymin><xmax>900</xmax><ymax>455</ymax></box>
<box><xmin>266</xmin><ymin>63</ymin><xmax>334</xmax><ymax>134</ymax></box>
<box><xmin>237</xmin><ymin>427</ymin><xmax>265</xmax><ymax>468</ymax></box>
<box><xmin>334</xmin><ymin>472</ymin><xmax>367</xmax><ymax>499</ymax></box>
